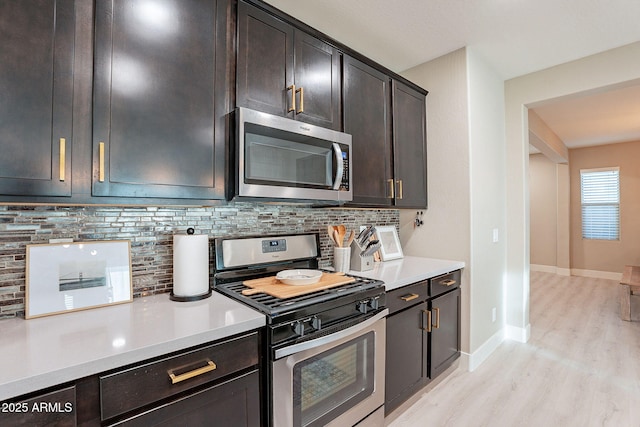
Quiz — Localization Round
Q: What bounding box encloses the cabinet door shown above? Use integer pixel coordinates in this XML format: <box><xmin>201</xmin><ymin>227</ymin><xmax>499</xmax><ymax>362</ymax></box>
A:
<box><xmin>0</xmin><ymin>0</ymin><xmax>74</xmax><ymax>196</ymax></box>
<box><xmin>112</xmin><ymin>370</ymin><xmax>260</xmax><ymax>427</ymax></box>
<box><xmin>392</xmin><ymin>80</ymin><xmax>427</xmax><ymax>208</ymax></box>
<box><xmin>385</xmin><ymin>302</ymin><xmax>427</xmax><ymax>414</ymax></box>
<box><xmin>236</xmin><ymin>0</ymin><xmax>294</xmax><ymax>117</ymax></box>
<box><xmin>429</xmin><ymin>288</ymin><xmax>461</xmax><ymax>379</ymax></box>
<box><xmin>93</xmin><ymin>0</ymin><xmax>227</xmax><ymax>200</ymax></box>
<box><xmin>236</xmin><ymin>1</ymin><xmax>341</xmax><ymax>130</ymax></box>
<box><xmin>293</xmin><ymin>30</ymin><xmax>341</xmax><ymax>130</ymax></box>
<box><xmin>343</xmin><ymin>56</ymin><xmax>393</xmax><ymax>206</ymax></box>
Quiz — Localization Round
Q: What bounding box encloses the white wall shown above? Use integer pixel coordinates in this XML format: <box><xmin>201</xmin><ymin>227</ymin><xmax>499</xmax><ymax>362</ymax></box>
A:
<box><xmin>466</xmin><ymin>48</ymin><xmax>507</xmax><ymax>359</ymax></box>
<box><xmin>529</xmin><ymin>154</ymin><xmax>571</xmax><ymax>275</ymax></box>
<box><xmin>399</xmin><ymin>48</ymin><xmax>472</xmax><ymax>357</ymax></box>
<box><xmin>505</xmin><ymin>41</ymin><xmax>640</xmax><ymax>339</ymax></box>
<box><xmin>399</xmin><ymin>47</ymin><xmax>508</xmax><ymax>370</ymax></box>
<box><xmin>397</xmin><ymin>41</ymin><xmax>640</xmax><ymax>371</ymax></box>
<box><xmin>529</xmin><ymin>153</ymin><xmax>558</xmax><ymax>268</ymax></box>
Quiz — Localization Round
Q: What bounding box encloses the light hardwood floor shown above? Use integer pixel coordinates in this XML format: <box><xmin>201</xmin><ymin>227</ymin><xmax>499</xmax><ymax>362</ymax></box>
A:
<box><xmin>387</xmin><ymin>271</ymin><xmax>640</xmax><ymax>427</ymax></box>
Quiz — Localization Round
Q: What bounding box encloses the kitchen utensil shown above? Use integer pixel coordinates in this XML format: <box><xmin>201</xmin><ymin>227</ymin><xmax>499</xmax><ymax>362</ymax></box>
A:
<box><xmin>359</xmin><ymin>225</ymin><xmax>375</xmax><ymax>245</ymax></box>
<box><xmin>327</xmin><ymin>225</ymin><xmax>337</xmax><ymax>246</ymax></box>
<box><xmin>337</xmin><ymin>224</ymin><xmax>346</xmax><ymax>245</ymax></box>
<box><xmin>275</xmin><ymin>269</ymin><xmax>323</xmax><ymax>285</ymax></box>
<box><xmin>346</xmin><ymin>230</ymin><xmax>355</xmax><ymax>247</ymax></box>
<box><xmin>333</xmin><ymin>230</ymin><xmax>342</xmax><ymax>247</ymax></box>
<box><xmin>356</xmin><ymin>226</ymin><xmax>367</xmax><ymax>243</ymax></box>
<box><xmin>362</xmin><ymin>239</ymin><xmax>379</xmax><ymax>254</ymax></box>
<box><xmin>363</xmin><ymin>242</ymin><xmax>381</xmax><ymax>257</ymax></box>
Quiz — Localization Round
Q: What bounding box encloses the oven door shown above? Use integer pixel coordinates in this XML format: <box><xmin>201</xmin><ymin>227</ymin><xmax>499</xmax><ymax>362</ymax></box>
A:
<box><xmin>272</xmin><ymin>310</ymin><xmax>387</xmax><ymax>427</ymax></box>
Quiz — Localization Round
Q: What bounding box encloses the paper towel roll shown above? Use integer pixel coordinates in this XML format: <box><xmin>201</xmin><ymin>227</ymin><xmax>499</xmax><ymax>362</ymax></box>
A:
<box><xmin>172</xmin><ymin>231</ymin><xmax>211</xmax><ymax>301</ymax></box>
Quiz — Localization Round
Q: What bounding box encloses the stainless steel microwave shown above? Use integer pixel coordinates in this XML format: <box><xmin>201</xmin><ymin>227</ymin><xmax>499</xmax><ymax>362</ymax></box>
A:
<box><xmin>234</xmin><ymin>107</ymin><xmax>352</xmax><ymax>203</ymax></box>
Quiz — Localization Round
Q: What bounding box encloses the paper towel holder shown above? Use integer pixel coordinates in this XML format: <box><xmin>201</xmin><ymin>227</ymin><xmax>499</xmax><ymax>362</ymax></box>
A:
<box><xmin>170</xmin><ymin>227</ymin><xmax>213</xmax><ymax>302</ymax></box>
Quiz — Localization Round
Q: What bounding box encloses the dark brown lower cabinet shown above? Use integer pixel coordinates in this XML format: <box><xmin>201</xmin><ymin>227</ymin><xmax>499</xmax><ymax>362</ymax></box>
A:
<box><xmin>430</xmin><ymin>288</ymin><xmax>462</xmax><ymax>379</ymax></box>
<box><xmin>385</xmin><ymin>300</ymin><xmax>427</xmax><ymax>413</ymax></box>
<box><xmin>385</xmin><ymin>271</ymin><xmax>461</xmax><ymax>415</ymax></box>
<box><xmin>110</xmin><ymin>370</ymin><xmax>260</xmax><ymax>427</ymax></box>
<box><xmin>0</xmin><ymin>331</ymin><xmax>262</xmax><ymax>427</ymax></box>
<box><xmin>0</xmin><ymin>385</ymin><xmax>76</xmax><ymax>427</ymax></box>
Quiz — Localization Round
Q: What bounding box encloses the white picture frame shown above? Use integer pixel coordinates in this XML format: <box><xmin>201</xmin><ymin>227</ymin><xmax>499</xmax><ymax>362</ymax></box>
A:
<box><xmin>26</xmin><ymin>240</ymin><xmax>133</xmax><ymax>319</ymax></box>
<box><xmin>376</xmin><ymin>226</ymin><xmax>404</xmax><ymax>261</ymax></box>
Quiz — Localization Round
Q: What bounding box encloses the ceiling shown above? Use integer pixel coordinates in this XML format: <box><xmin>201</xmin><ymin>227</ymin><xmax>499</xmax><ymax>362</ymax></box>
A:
<box><xmin>264</xmin><ymin>0</ymin><xmax>640</xmax><ymax>151</ymax></box>
<box><xmin>530</xmin><ymin>83</ymin><xmax>640</xmax><ymax>149</ymax></box>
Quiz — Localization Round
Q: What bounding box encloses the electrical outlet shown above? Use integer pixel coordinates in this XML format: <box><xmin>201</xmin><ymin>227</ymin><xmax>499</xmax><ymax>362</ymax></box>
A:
<box><xmin>492</xmin><ymin>228</ymin><xmax>499</xmax><ymax>243</ymax></box>
<box><xmin>492</xmin><ymin>307</ymin><xmax>497</xmax><ymax>322</ymax></box>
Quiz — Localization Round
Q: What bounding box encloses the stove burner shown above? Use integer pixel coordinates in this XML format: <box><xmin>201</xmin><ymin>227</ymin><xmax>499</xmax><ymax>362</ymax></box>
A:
<box><xmin>212</xmin><ymin>233</ymin><xmax>386</xmax><ymax>345</ymax></box>
<box><xmin>216</xmin><ymin>274</ymin><xmax>381</xmax><ymax>316</ymax></box>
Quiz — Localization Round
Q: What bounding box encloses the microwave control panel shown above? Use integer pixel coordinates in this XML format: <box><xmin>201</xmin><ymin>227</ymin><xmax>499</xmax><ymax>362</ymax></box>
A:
<box><xmin>340</xmin><ymin>147</ymin><xmax>350</xmax><ymax>191</ymax></box>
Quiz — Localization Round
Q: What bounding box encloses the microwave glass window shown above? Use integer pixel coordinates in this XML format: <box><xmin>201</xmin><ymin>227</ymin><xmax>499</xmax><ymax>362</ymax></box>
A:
<box><xmin>245</xmin><ymin>131</ymin><xmax>334</xmax><ymax>189</ymax></box>
<box><xmin>293</xmin><ymin>332</ymin><xmax>375</xmax><ymax>426</ymax></box>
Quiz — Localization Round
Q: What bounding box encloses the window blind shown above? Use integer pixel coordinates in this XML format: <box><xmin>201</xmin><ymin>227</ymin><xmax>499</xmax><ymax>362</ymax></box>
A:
<box><xmin>580</xmin><ymin>168</ymin><xmax>620</xmax><ymax>240</ymax></box>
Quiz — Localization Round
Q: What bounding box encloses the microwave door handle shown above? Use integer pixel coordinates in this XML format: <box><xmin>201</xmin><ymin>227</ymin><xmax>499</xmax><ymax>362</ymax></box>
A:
<box><xmin>332</xmin><ymin>143</ymin><xmax>344</xmax><ymax>190</ymax></box>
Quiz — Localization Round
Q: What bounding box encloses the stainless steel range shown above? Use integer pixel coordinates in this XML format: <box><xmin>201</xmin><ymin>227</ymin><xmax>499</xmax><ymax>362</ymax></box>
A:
<box><xmin>213</xmin><ymin>233</ymin><xmax>387</xmax><ymax>427</ymax></box>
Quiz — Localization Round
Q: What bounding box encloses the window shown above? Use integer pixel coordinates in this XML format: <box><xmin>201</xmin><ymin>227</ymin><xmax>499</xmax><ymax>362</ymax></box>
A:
<box><xmin>580</xmin><ymin>167</ymin><xmax>620</xmax><ymax>240</ymax></box>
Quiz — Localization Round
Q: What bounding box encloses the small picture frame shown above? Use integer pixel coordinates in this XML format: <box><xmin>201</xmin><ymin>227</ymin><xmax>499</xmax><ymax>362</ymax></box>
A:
<box><xmin>376</xmin><ymin>226</ymin><xmax>404</xmax><ymax>261</ymax></box>
<box><xmin>26</xmin><ymin>240</ymin><xmax>133</xmax><ymax>319</ymax></box>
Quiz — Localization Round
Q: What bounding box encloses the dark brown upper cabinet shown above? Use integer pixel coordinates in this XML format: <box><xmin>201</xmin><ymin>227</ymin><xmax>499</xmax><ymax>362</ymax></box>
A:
<box><xmin>344</xmin><ymin>56</ymin><xmax>427</xmax><ymax>208</ymax></box>
<box><xmin>0</xmin><ymin>0</ymin><xmax>74</xmax><ymax>197</ymax></box>
<box><xmin>392</xmin><ymin>80</ymin><xmax>428</xmax><ymax>208</ymax></box>
<box><xmin>236</xmin><ymin>0</ymin><xmax>342</xmax><ymax>130</ymax></box>
<box><xmin>92</xmin><ymin>0</ymin><xmax>230</xmax><ymax>200</ymax></box>
<box><xmin>343</xmin><ymin>55</ymin><xmax>394</xmax><ymax>206</ymax></box>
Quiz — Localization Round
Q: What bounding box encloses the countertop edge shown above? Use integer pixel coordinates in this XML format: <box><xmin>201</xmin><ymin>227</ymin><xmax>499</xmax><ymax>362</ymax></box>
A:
<box><xmin>0</xmin><ymin>294</ymin><xmax>266</xmax><ymax>401</ymax></box>
<box><xmin>349</xmin><ymin>256</ymin><xmax>465</xmax><ymax>291</ymax></box>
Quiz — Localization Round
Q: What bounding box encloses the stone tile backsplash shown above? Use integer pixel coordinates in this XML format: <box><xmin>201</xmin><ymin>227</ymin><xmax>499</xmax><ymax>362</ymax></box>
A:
<box><xmin>0</xmin><ymin>203</ymin><xmax>398</xmax><ymax>318</ymax></box>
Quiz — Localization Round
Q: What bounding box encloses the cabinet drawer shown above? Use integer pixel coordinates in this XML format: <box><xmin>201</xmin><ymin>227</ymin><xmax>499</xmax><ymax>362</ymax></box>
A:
<box><xmin>430</xmin><ymin>270</ymin><xmax>461</xmax><ymax>297</ymax></box>
<box><xmin>111</xmin><ymin>370</ymin><xmax>260</xmax><ymax>427</ymax></box>
<box><xmin>100</xmin><ymin>332</ymin><xmax>259</xmax><ymax>421</ymax></box>
<box><xmin>386</xmin><ymin>280</ymin><xmax>428</xmax><ymax>315</ymax></box>
<box><xmin>1</xmin><ymin>385</ymin><xmax>76</xmax><ymax>427</ymax></box>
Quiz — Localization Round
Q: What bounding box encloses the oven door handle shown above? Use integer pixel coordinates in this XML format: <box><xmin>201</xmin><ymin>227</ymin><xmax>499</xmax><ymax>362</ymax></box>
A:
<box><xmin>275</xmin><ymin>309</ymin><xmax>389</xmax><ymax>359</ymax></box>
<box><xmin>331</xmin><ymin>143</ymin><xmax>344</xmax><ymax>190</ymax></box>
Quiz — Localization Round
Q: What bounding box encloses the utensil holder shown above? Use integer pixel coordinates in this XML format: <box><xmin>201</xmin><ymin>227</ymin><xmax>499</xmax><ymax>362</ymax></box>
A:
<box><xmin>333</xmin><ymin>247</ymin><xmax>351</xmax><ymax>273</ymax></box>
<box><xmin>350</xmin><ymin>240</ymin><xmax>374</xmax><ymax>272</ymax></box>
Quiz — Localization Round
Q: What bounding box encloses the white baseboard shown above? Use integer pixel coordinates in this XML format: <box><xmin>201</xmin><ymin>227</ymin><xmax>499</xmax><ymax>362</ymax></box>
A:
<box><xmin>570</xmin><ymin>269</ymin><xmax>622</xmax><ymax>281</ymax></box>
<box><xmin>530</xmin><ymin>264</ymin><xmax>557</xmax><ymax>273</ymax></box>
<box><xmin>463</xmin><ymin>323</ymin><xmax>531</xmax><ymax>372</ymax></box>
<box><xmin>505</xmin><ymin>323</ymin><xmax>530</xmax><ymax>343</ymax></box>
<box><xmin>530</xmin><ymin>264</ymin><xmax>570</xmax><ymax>276</ymax></box>
<box><xmin>466</xmin><ymin>329</ymin><xmax>504</xmax><ymax>372</ymax></box>
<box><xmin>531</xmin><ymin>265</ymin><xmax>619</xmax><ymax>280</ymax></box>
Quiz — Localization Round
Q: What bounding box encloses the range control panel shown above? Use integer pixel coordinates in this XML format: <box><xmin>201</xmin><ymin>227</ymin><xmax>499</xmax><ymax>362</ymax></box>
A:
<box><xmin>262</xmin><ymin>238</ymin><xmax>287</xmax><ymax>253</ymax></box>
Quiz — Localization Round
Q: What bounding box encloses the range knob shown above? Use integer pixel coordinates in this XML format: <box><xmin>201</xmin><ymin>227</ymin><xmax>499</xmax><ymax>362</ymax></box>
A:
<box><xmin>369</xmin><ymin>297</ymin><xmax>380</xmax><ymax>310</ymax></box>
<box><xmin>310</xmin><ymin>316</ymin><xmax>322</xmax><ymax>331</ymax></box>
<box><xmin>357</xmin><ymin>300</ymin><xmax>369</xmax><ymax>314</ymax></box>
<box><xmin>292</xmin><ymin>321</ymin><xmax>305</xmax><ymax>337</ymax></box>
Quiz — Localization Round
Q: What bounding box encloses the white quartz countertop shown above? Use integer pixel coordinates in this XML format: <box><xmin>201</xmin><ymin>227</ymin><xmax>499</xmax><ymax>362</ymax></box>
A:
<box><xmin>349</xmin><ymin>256</ymin><xmax>465</xmax><ymax>291</ymax></box>
<box><xmin>0</xmin><ymin>292</ymin><xmax>265</xmax><ymax>401</ymax></box>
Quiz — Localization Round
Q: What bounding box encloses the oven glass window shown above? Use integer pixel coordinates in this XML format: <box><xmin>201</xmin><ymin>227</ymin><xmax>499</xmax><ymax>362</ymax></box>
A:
<box><xmin>244</xmin><ymin>124</ymin><xmax>335</xmax><ymax>189</ymax></box>
<box><xmin>293</xmin><ymin>332</ymin><xmax>375</xmax><ymax>427</ymax></box>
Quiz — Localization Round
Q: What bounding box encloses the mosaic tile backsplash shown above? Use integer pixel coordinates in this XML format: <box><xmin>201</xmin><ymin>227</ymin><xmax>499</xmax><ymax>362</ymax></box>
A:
<box><xmin>0</xmin><ymin>203</ymin><xmax>399</xmax><ymax>318</ymax></box>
